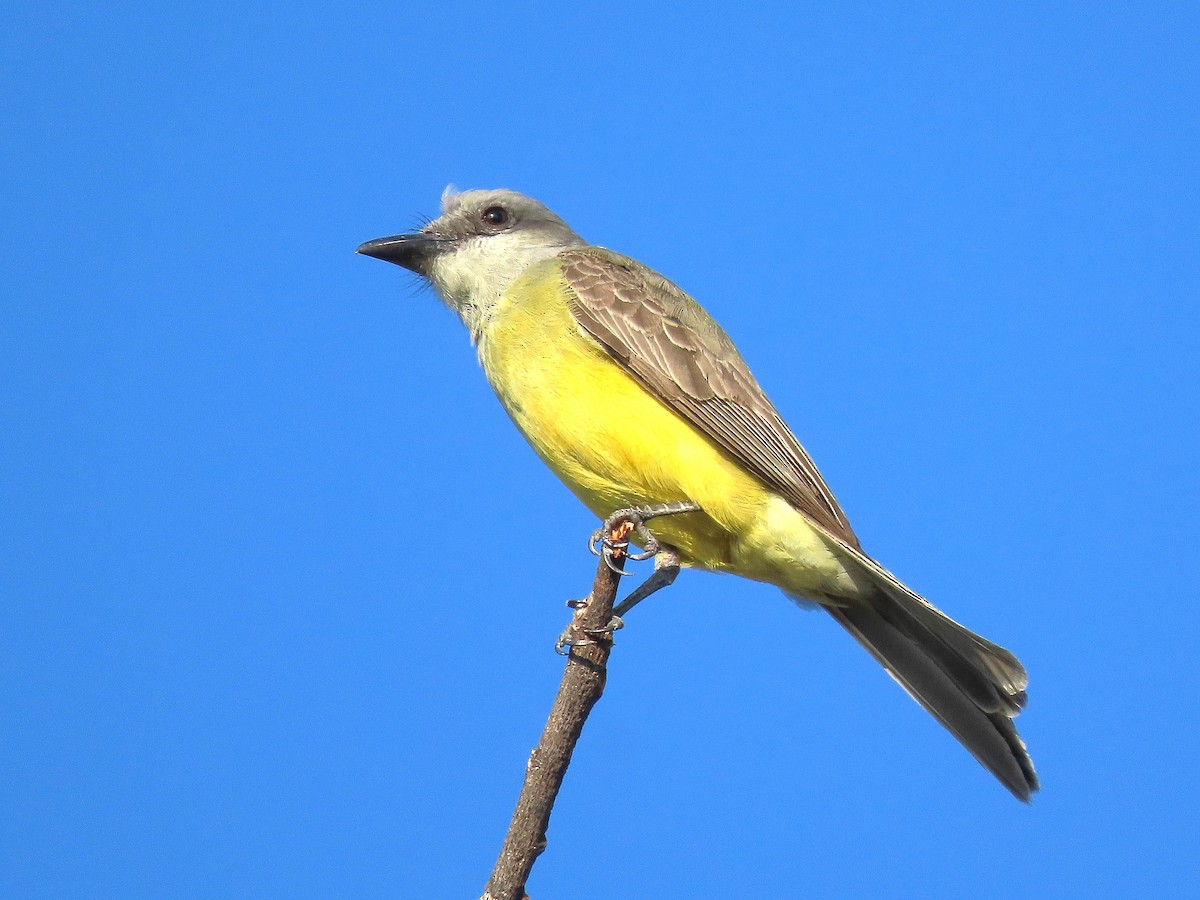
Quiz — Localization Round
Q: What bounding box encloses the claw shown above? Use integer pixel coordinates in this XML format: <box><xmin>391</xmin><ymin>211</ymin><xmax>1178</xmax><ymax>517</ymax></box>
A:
<box><xmin>561</xmin><ymin>502</ymin><xmax>701</xmax><ymax>652</ymax></box>
<box><xmin>556</xmin><ymin>614</ymin><xmax>624</xmax><ymax>654</ymax></box>
<box><xmin>589</xmin><ymin>528</ymin><xmax>633</xmax><ymax>561</ymax></box>
<box><xmin>601</xmin><ymin>549</ymin><xmax>627</xmax><ymax>575</ymax></box>
<box><xmin>591</xmin><ymin>504</ymin><xmax>693</xmax><ymax>564</ymax></box>
<box><xmin>555</xmin><ymin>632</ymin><xmax>593</xmax><ymax>654</ymax></box>
<box><xmin>583</xmin><ymin>616</ymin><xmax>624</xmax><ymax>638</ymax></box>
<box><xmin>625</xmin><ymin>528</ymin><xmax>660</xmax><ymax>561</ymax></box>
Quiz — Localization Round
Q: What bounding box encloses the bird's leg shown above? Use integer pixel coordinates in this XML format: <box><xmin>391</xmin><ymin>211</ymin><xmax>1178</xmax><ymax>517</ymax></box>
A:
<box><xmin>577</xmin><ymin>547</ymin><xmax>680</xmax><ymax>642</ymax></box>
<box><xmin>558</xmin><ymin>502</ymin><xmax>699</xmax><ymax>651</ymax></box>
<box><xmin>612</xmin><ymin>546</ymin><xmax>681</xmax><ymax>619</ymax></box>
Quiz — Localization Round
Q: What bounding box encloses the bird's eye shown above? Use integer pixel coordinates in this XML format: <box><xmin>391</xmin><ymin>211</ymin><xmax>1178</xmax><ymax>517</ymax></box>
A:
<box><xmin>482</xmin><ymin>206</ymin><xmax>510</xmax><ymax>227</ymax></box>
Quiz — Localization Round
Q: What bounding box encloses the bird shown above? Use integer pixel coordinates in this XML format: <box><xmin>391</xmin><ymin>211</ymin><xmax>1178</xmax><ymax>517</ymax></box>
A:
<box><xmin>357</xmin><ymin>187</ymin><xmax>1038</xmax><ymax>800</ymax></box>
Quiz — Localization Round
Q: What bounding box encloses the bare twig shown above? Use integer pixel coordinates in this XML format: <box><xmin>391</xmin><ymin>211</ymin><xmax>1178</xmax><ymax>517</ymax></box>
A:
<box><xmin>481</xmin><ymin>522</ymin><xmax>632</xmax><ymax>900</ymax></box>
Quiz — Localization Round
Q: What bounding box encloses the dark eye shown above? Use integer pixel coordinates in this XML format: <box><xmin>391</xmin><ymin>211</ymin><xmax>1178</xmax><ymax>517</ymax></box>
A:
<box><xmin>482</xmin><ymin>205</ymin><xmax>510</xmax><ymax>227</ymax></box>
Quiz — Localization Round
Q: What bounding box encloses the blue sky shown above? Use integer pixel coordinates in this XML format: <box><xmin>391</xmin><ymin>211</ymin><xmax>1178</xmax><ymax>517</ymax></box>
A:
<box><xmin>3</xmin><ymin>3</ymin><xmax>1198</xmax><ymax>897</ymax></box>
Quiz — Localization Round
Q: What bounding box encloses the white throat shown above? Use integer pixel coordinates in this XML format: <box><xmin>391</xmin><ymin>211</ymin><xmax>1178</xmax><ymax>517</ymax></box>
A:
<box><xmin>427</xmin><ymin>231</ymin><xmax>584</xmax><ymax>342</ymax></box>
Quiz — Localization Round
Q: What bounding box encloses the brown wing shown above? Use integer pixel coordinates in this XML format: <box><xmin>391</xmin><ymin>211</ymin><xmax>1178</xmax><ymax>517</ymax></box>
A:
<box><xmin>559</xmin><ymin>246</ymin><xmax>860</xmax><ymax>548</ymax></box>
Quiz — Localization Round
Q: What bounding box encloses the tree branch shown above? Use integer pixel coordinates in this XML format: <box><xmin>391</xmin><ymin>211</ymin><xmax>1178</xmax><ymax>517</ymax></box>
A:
<box><xmin>481</xmin><ymin>524</ymin><xmax>630</xmax><ymax>900</ymax></box>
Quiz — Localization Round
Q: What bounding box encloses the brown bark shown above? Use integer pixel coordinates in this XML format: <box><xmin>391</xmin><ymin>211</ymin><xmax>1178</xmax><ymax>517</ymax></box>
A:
<box><xmin>481</xmin><ymin>523</ymin><xmax>631</xmax><ymax>900</ymax></box>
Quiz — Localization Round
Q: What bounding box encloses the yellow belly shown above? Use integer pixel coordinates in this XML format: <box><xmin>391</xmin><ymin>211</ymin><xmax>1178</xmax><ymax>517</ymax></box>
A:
<box><xmin>477</xmin><ymin>260</ymin><xmax>860</xmax><ymax>599</ymax></box>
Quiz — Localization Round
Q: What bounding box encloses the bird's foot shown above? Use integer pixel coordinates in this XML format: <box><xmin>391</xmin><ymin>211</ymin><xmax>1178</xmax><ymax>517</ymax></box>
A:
<box><xmin>587</xmin><ymin>501</ymin><xmax>701</xmax><ymax>571</ymax></box>
<box><xmin>555</xmin><ymin>596</ymin><xmax>625</xmax><ymax>655</ymax></box>
<box><xmin>558</xmin><ymin>502</ymin><xmax>698</xmax><ymax>653</ymax></box>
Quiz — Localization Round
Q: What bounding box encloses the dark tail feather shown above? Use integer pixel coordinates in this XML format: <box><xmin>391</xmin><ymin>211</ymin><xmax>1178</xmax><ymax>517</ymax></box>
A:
<box><xmin>825</xmin><ymin>597</ymin><xmax>1039</xmax><ymax>801</ymax></box>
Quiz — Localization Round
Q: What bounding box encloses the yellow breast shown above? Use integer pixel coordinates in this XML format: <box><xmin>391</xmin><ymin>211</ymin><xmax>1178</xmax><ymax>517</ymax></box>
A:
<box><xmin>476</xmin><ymin>258</ymin><xmax>856</xmax><ymax>597</ymax></box>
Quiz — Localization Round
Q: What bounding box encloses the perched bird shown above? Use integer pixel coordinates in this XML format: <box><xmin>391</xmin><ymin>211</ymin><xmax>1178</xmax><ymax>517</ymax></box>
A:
<box><xmin>358</xmin><ymin>188</ymin><xmax>1038</xmax><ymax>800</ymax></box>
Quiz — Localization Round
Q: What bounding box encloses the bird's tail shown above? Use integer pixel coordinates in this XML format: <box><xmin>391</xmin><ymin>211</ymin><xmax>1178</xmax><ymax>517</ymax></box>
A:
<box><xmin>823</xmin><ymin>570</ymin><xmax>1038</xmax><ymax>800</ymax></box>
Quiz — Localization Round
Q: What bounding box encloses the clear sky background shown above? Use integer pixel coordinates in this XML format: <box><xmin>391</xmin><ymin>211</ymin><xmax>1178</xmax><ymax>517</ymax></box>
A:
<box><xmin>3</xmin><ymin>3</ymin><xmax>1198</xmax><ymax>898</ymax></box>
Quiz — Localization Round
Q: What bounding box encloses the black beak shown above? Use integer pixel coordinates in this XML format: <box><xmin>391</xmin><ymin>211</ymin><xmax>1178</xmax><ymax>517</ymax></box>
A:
<box><xmin>355</xmin><ymin>233</ymin><xmax>449</xmax><ymax>273</ymax></box>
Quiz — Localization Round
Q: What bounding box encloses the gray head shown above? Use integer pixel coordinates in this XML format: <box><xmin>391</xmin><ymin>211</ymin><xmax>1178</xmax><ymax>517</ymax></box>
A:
<box><xmin>357</xmin><ymin>188</ymin><xmax>586</xmax><ymax>338</ymax></box>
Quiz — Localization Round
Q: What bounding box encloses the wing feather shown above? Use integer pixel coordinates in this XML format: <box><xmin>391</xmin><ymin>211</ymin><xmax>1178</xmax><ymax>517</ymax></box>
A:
<box><xmin>560</xmin><ymin>246</ymin><xmax>859</xmax><ymax>546</ymax></box>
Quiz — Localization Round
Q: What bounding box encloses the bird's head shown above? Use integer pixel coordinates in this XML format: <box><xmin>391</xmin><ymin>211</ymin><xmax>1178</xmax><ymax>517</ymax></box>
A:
<box><xmin>358</xmin><ymin>187</ymin><xmax>585</xmax><ymax>337</ymax></box>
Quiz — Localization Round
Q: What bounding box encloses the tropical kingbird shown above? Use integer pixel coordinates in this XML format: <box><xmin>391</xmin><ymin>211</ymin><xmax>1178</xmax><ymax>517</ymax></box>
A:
<box><xmin>357</xmin><ymin>188</ymin><xmax>1038</xmax><ymax>800</ymax></box>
